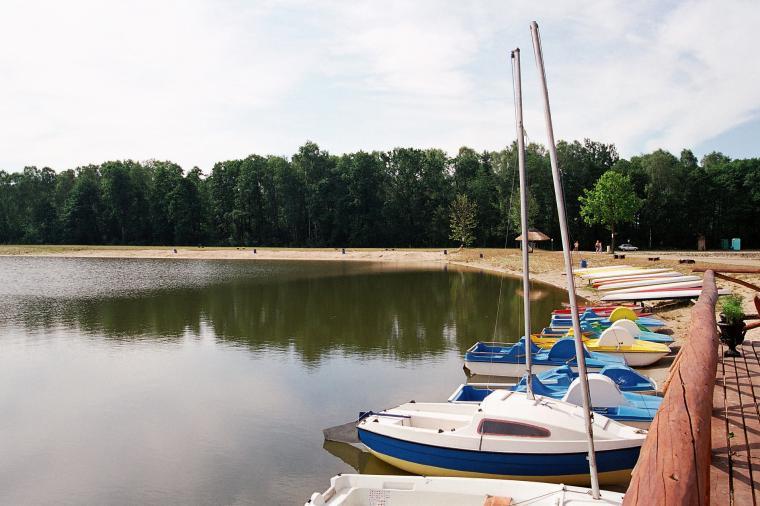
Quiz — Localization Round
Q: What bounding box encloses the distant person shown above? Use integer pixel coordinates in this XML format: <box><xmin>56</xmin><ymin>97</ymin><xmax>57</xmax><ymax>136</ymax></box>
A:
<box><xmin>573</xmin><ymin>240</ymin><xmax>579</xmax><ymax>252</ymax></box>
<box><xmin>595</xmin><ymin>240</ymin><xmax>601</xmax><ymax>254</ymax></box>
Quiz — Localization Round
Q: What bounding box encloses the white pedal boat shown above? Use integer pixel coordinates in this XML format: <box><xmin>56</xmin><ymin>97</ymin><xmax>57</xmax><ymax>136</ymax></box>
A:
<box><xmin>305</xmin><ymin>474</ymin><xmax>625</xmax><ymax>505</ymax></box>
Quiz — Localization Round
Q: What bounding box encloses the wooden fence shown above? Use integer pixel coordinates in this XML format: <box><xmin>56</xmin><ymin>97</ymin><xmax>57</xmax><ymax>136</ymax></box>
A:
<box><xmin>623</xmin><ymin>270</ymin><xmax>719</xmax><ymax>505</ymax></box>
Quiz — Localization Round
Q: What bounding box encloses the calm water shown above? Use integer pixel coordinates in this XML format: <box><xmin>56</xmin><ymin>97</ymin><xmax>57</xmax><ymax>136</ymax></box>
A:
<box><xmin>0</xmin><ymin>257</ymin><xmax>566</xmax><ymax>505</ymax></box>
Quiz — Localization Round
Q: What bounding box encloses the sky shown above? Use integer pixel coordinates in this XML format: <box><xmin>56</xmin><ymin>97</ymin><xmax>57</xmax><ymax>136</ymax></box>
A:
<box><xmin>1</xmin><ymin>0</ymin><xmax>758</xmax><ymax>173</ymax></box>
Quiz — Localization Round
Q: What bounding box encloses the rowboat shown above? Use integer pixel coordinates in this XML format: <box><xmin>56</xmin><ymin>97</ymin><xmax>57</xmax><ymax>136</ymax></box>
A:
<box><xmin>532</xmin><ymin>327</ymin><xmax>669</xmax><ymax>367</ymax></box>
<box><xmin>597</xmin><ymin>275</ymin><xmax>701</xmax><ymax>291</ymax></box>
<box><xmin>305</xmin><ymin>474</ymin><xmax>625</xmax><ymax>505</ymax></box>
<box><xmin>357</xmin><ymin>389</ymin><xmax>646</xmax><ymax>485</ymax></box>
<box><xmin>464</xmin><ymin>338</ymin><xmax>625</xmax><ymax>377</ymax></box>
<box><xmin>602</xmin><ymin>287</ymin><xmax>731</xmax><ymax>302</ymax></box>
<box><xmin>449</xmin><ymin>375</ymin><xmax>661</xmax><ymax>429</ymax></box>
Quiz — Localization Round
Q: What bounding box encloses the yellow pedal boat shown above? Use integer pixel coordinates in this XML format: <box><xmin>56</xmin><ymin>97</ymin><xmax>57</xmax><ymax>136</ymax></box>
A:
<box><xmin>531</xmin><ymin>327</ymin><xmax>670</xmax><ymax>367</ymax></box>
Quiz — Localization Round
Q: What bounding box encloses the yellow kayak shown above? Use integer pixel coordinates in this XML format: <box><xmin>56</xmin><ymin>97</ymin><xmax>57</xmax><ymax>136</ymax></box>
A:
<box><xmin>531</xmin><ymin>327</ymin><xmax>670</xmax><ymax>367</ymax></box>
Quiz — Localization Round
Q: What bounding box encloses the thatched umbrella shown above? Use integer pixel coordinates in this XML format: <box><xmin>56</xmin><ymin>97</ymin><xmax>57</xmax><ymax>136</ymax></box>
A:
<box><xmin>515</xmin><ymin>228</ymin><xmax>551</xmax><ymax>242</ymax></box>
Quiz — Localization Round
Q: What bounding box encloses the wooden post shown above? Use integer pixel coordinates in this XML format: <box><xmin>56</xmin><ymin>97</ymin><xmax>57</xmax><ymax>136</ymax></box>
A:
<box><xmin>623</xmin><ymin>270</ymin><xmax>719</xmax><ymax>505</ymax></box>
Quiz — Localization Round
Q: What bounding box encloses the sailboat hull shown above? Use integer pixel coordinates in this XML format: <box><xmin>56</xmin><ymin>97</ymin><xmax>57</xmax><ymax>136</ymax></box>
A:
<box><xmin>358</xmin><ymin>428</ymin><xmax>639</xmax><ymax>486</ymax></box>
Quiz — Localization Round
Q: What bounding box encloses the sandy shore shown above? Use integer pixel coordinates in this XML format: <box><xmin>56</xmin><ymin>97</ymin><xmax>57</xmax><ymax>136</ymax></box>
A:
<box><xmin>4</xmin><ymin>245</ymin><xmax>759</xmax><ymax>389</ymax></box>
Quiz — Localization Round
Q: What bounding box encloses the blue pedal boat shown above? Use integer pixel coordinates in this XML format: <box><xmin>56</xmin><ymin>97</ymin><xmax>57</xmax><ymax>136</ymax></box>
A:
<box><xmin>464</xmin><ymin>337</ymin><xmax>625</xmax><ymax>377</ymax></box>
<box><xmin>540</xmin><ymin>322</ymin><xmax>674</xmax><ymax>345</ymax></box>
<box><xmin>449</xmin><ymin>374</ymin><xmax>661</xmax><ymax>429</ymax></box>
<box><xmin>549</xmin><ymin>308</ymin><xmax>666</xmax><ymax>331</ymax></box>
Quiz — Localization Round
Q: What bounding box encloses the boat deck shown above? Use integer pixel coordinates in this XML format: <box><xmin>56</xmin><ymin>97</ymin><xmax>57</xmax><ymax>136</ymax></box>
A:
<box><xmin>711</xmin><ymin>340</ymin><xmax>760</xmax><ymax>505</ymax></box>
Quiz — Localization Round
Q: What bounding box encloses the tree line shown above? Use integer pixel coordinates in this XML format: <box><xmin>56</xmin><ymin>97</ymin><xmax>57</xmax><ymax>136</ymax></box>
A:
<box><xmin>1</xmin><ymin>140</ymin><xmax>758</xmax><ymax>249</ymax></box>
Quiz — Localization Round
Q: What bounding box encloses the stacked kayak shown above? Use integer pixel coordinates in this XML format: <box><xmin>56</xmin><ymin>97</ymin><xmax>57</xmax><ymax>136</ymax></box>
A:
<box><xmin>582</xmin><ymin>264</ymin><xmax>733</xmax><ymax>302</ymax></box>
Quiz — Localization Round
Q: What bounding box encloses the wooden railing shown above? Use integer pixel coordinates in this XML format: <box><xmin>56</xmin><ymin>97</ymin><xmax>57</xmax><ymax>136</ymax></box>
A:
<box><xmin>623</xmin><ymin>270</ymin><xmax>719</xmax><ymax>506</ymax></box>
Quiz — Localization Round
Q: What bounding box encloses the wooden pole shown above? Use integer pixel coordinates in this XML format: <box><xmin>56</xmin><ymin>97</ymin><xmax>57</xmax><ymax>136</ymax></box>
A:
<box><xmin>623</xmin><ymin>270</ymin><xmax>719</xmax><ymax>505</ymax></box>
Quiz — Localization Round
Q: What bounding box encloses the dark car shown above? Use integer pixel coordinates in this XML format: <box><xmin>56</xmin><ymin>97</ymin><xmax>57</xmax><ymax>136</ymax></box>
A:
<box><xmin>618</xmin><ymin>243</ymin><xmax>639</xmax><ymax>251</ymax></box>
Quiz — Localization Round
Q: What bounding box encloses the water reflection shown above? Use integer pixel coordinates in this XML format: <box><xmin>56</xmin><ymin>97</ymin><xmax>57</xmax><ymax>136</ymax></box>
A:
<box><xmin>2</xmin><ymin>257</ymin><xmax>567</xmax><ymax>364</ymax></box>
<box><xmin>0</xmin><ymin>257</ymin><xmax>567</xmax><ymax>505</ymax></box>
<box><xmin>323</xmin><ymin>441</ymin><xmax>406</xmax><ymax>476</ymax></box>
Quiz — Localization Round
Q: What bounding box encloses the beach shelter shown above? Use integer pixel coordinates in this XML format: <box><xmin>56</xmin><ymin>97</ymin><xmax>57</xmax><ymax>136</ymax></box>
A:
<box><xmin>515</xmin><ymin>228</ymin><xmax>551</xmax><ymax>251</ymax></box>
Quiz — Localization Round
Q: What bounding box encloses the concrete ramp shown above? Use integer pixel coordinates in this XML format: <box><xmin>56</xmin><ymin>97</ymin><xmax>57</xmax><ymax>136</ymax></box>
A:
<box><xmin>323</xmin><ymin>420</ymin><xmax>361</xmax><ymax>444</ymax></box>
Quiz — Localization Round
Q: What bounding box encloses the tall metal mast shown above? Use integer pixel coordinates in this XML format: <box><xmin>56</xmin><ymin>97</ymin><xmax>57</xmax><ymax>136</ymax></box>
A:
<box><xmin>510</xmin><ymin>48</ymin><xmax>533</xmax><ymax>399</ymax></box>
<box><xmin>529</xmin><ymin>21</ymin><xmax>601</xmax><ymax>498</ymax></box>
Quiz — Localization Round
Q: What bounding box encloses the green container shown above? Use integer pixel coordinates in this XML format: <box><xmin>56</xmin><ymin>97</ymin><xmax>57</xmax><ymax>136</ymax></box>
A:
<box><xmin>721</xmin><ymin>238</ymin><xmax>730</xmax><ymax>250</ymax></box>
<box><xmin>731</xmin><ymin>238</ymin><xmax>741</xmax><ymax>251</ymax></box>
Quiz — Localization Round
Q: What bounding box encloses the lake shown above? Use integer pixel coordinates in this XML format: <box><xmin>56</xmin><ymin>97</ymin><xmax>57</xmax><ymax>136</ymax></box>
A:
<box><xmin>0</xmin><ymin>257</ymin><xmax>567</xmax><ymax>505</ymax></box>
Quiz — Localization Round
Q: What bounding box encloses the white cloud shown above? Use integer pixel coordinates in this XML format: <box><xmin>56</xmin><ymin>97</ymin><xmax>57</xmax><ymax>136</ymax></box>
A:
<box><xmin>0</xmin><ymin>0</ymin><xmax>758</xmax><ymax>172</ymax></box>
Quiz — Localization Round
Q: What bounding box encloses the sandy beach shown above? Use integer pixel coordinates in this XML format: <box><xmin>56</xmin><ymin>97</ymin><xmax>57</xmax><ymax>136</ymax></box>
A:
<box><xmin>4</xmin><ymin>244</ymin><xmax>759</xmax><ymax>389</ymax></box>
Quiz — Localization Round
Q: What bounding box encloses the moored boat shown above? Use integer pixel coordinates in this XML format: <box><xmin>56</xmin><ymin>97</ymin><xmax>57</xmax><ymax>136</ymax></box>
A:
<box><xmin>305</xmin><ymin>473</ymin><xmax>625</xmax><ymax>505</ymax></box>
<box><xmin>357</xmin><ymin>389</ymin><xmax>646</xmax><ymax>485</ymax></box>
<box><xmin>449</xmin><ymin>374</ymin><xmax>661</xmax><ymax>429</ymax></box>
<box><xmin>464</xmin><ymin>338</ymin><xmax>625</xmax><ymax>377</ymax></box>
<box><xmin>532</xmin><ymin>327</ymin><xmax>670</xmax><ymax>367</ymax></box>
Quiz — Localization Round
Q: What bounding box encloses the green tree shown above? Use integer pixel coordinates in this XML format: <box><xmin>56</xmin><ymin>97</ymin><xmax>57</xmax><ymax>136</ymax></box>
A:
<box><xmin>62</xmin><ymin>167</ymin><xmax>102</xmax><ymax>244</ymax></box>
<box><xmin>579</xmin><ymin>171</ymin><xmax>641</xmax><ymax>252</ymax></box>
<box><xmin>449</xmin><ymin>193</ymin><xmax>477</xmax><ymax>247</ymax></box>
<box><xmin>507</xmin><ymin>187</ymin><xmax>539</xmax><ymax>236</ymax></box>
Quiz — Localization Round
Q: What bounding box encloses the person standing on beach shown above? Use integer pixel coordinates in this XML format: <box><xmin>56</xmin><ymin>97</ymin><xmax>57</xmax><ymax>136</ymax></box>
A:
<box><xmin>573</xmin><ymin>240</ymin><xmax>579</xmax><ymax>252</ymax></box>
<box><xmin>595</xmin><ymin>240</ymin><xmax>601</xmax><ymax>254</ymax></box>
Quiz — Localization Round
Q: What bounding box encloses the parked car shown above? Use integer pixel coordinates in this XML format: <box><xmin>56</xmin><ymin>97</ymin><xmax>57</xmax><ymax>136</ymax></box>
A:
<box><xmin>619</xmin><ymin>243</ymin><xmax>639</xmax><ymax>251</ymax></box>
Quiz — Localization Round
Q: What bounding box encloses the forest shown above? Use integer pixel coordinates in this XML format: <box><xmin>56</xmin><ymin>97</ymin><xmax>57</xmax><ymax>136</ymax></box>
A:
<box><xmin>1</xmin><ymin>140</ymin><xmax>758</xmax><ymax>249</ymax></box>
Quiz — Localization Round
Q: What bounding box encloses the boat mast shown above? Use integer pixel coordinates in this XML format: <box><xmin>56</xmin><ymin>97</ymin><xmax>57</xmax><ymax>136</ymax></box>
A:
<box><xmin>510</xmin><ymin>48</ymin><xmax>533</xmax><ymax>399</ymax></box>
<box><xmin>529</xmin><ymin>21</ymin><xmax>600</xmax><ymax>498</ymax></box>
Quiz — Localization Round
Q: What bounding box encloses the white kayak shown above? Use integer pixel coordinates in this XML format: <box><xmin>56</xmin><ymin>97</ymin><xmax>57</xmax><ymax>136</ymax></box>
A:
<box><xmin>582</xmin><ymin>268</ymin><xmax>671</xmax><ymax>281</ymax></box>
<box><xmin>602</xmin><ymin>287</ymin><xmax>731</xmax><ymax>302</ymax></box>
<box><xmin>605</xmin><ymin>279</ymin><xmax>704</xmax><ymax>295</ymax></box>
<box><xmin>574</xmin><ymin>265</ymin><xmax>630</xmax><ymax>275</ymax></box>
<box><xmin>306</xmin><ymin>474</ymin><xmax>625</xmax><ymax>505</ymax></box>
<box><xmin>598</xmin><ymin>275</ymin><xmax>701</xmax><ymax>291</ymax></box>
<box><xmin>593</xmin><ymin>271</ymin><xmax>682</xmax><ymax>285</ymax></box>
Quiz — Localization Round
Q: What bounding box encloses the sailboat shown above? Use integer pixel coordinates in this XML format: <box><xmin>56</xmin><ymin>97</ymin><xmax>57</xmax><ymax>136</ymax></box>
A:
<box><xmin>353</xmin><ymin>44</ymin><xmax>645</xmax><ymax>487</ymax></box>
